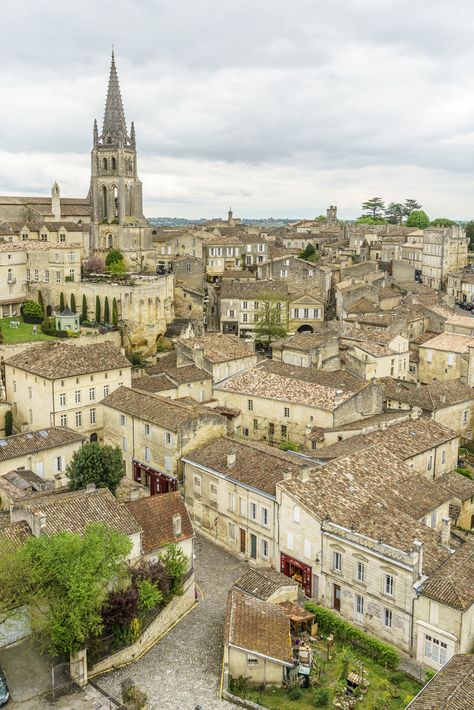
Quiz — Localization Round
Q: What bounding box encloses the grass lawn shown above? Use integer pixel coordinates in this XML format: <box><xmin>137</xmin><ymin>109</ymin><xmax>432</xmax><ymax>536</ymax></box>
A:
<box><xmin>233</xmin><ymin>639</ymin><xmax>422</xmax><ymax>710</ymax></box>
<box><xmin>0</xmin><ymin>317</ymin><xmax>57</xmax><ymax>344</ymax></box>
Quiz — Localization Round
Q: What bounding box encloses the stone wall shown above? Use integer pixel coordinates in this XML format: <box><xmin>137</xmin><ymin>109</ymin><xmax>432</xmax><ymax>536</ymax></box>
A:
<box><xmin>89</xmin><ymin>573</ymin><xmax>196</xmax><ymax>676</ymax></box>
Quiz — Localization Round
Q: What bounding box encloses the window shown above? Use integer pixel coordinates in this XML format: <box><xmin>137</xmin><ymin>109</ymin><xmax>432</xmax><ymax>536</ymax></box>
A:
<box><xmin>293</xmin><ymin>505</ymin><xmax>300</xmax><ymax>523</ymax></box>
<box><xmin>280</xmin><ymin>424</ymin><xmax>287</xmax><ymax>440</ymax></box>
<box><xmin>441</xmin><ymin>450</ymin><xmax>446</xmax><ymax>464</ymax></box>
<box><xmin>56</xmin><ymin>271</ymin><xmax>61</xmax><ymax>283</ymax></box>
<box><xmin>165</xmin><ymin>432</ymin><xmax>172</xmax><ymax>445</ymax></box>
<box><xmin>75</xmin><ymin>390</ymin><xmax>81</xmax><ymax>403</ymax></box>
<box><xmin>333</xmin><ymin>551</ymin><xmax>342</xmax><ymax>572</ymax></box>
<box><xmin>356</xmin><ymin>561</ymin><xmax>365</xmax><ymax>583</ymax></box>
<box><xmin>463</xmin><ymin>410</ymin><xmax>468</xmax><ymax>424</ymax></box>
<box><xmin>242</xmin><ymin>427</ymin><xmax>249</xmax><ymax>437</ymax></box>
<box><xmin>253</xmin><ymin>418</ymin><xmax>258</xmax><ymax>431</ymax></box>
<box><xmin>228</xmin><ymin>491</ymin><xmax>236</xmax><ymax>512</ymax></box>
<box><xmin>287</xmin><ymin>532</ymin><xmax>294</xmax><ymax>549</ymax></box>
<box><xmin>242</xmin><ymin>301</ymin><xmax>248</xmax><ymax>310</ymax></box>
<box><xmin>210</xmin><ymin>484</ymin><xmax>218</xmax><ymax>503</ymax></box>
<box><xmin>26</xmin><ymin>268</ymin><xmax>31</xmax><ymax>281</ymax></box>
<box><xmin>228</xmin><ymin>309</ymin><xmax>235</xmax><ymax>318</ymax></box>
<box><xmin>261</xmin><ymin>539</ymin><xmax>269</xmax><ymax>559</ymax></box>
<box><xmin>60</xmin><ymin>414</ymin><xmax>67</xmax><ymax>426</ymax></box>
<box><xmin>103</xmin><ymin>384</ymin><xmax>109</xmax><ymax>397</ymax></box>
<box><xmin>242</xmin><ymin>313</ymin><xmax>248</xmax><ymax>323</ymax></box>
<box><xmin>89</xmin><ymin>387</ymin><xmax>95</xmax><ymax>401</ymax></box>
<box><xmin>59</xmin><ymin>233</ymin><xmax>66</xmax><ymax>242</ymax></box>
<box><xmin>249</xmin><ymin>502</ymin><xmax>257</xmax><ymax>520</ymax></box>
<box><xmin>120</xmin><ymin>414</ymin><xmax>126</xmax><ymax>426</ymax></box>
<box><xmin>427</xmin><ymin>455</ymin><xmax>433</xmax><ymax>472</ymax></box>
<box><xmin>122</xmin><ymin>436</ymin><xmax>128</xmax><ymax>452</ymax></box>
<box><xmin>59</xmin><ymin>392</ymin><xmax>66</xmax><ymax>406</ymax></box>
<box><xmin>193</xmin><ymin>475</ymin><xmax>201</xmax><ymax>493</ymax></box>
<box><xmin>447</xmin><ymin>352</ymin><xmax>454</xmax><ymax>367</ymax></box>
<box><xmin>424</xmin><ymin>635</ymin><xmax>447</xmax><ymax>665</ymax></box>
<box><xmin>355</xmin><ymin>594</ymin><xmax>364</xmax><ymax>622</ymax></box>
<box><xmin>247</xmin><ymin>657</ymin><xmax>259</xmax><ymax>667</ymax></box>
<box><xmin>28</xmin><ymin>386</ymin><xmax>32</xmax><ymax>399</ymax></box>
<box><xmin>55</xmin><ymin>456</ymin><xmax>64</xmax><ymax>472</ymax></box>
<box><xmin>384</xmin><ymin>608</ymin><xmax>393</xmax><ymax>629</ymax></box>
<box><xmin>12</xmin><ymin>380</ymin><xmax>16</xmax><ymax>392</ymax></box>
<box><xmin>34</xmin><ymin>269</ymin><xmax>39</xmax><ymax>281</ymax></box>
<box><xmin>304</xmin><ymin>539</ymin><xmax>312</xmax><ymax>559</ymax></box>
<box><xmin>144</xmin><ymin>423</ymin><xmax>151</xmax><ymax>436</ymax></box>
<box><xmin>144</xmin><ymin>446</ymin><xmax>151</xmax><ymax>462</ymax></box>
<box><xmin>247</xmin><ymin>399</ymin><xmax>254</xmax><ymax>411</ymax></box>
<box><xmin>228</xmin><ymin>522</ymin><xmax>236</xmax><ymax>541</ymax></box>
<box><xmin>75</xmin><ymin>411</ymin><xmax>82</xmax><ymax>427</ymax></box>
<box><xmin>426</xmin><ymin>349</ymin><xmax>433</xmax><ymax>363</ymax></box>
<box><xmin>384</xmin><ymin>573</ymin><xmax>394</xmax><ymax>596</ymax></box>
<box><xmin>89</xmin><ymin>408</ymin><xmax>96</xmax><ymax>424</ymax></box>
<box><xmin>284</xmin><ymin>406</ymin><xmax>290</xmax><ymax>418</ymax></box>
<box><xmin>430</xmin><ymin>510</ymin><xmax>437</xmax><ymax>528</ymax></box>
<box><xmin>261</xmin><ymin>507</ymin><xmax>269</xmax><ymax>526</ymax></box>
<box><xmin>268</xmin><ymin>422</ymin><xmax>275</xmax><ymax>439</ymax></box>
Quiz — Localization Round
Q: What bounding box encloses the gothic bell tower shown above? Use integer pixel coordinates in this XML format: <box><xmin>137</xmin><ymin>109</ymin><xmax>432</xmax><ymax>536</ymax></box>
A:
<box><xmin>89</xmin><ymin>51</ymin><xmax>145</xmax><ymax>250</ymax></box>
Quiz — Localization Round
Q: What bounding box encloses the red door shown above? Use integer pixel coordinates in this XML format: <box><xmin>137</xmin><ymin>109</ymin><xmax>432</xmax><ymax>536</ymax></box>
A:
<box><xmin>280</xmin><ymin>553</ymin><xmax>312</xmax><ymax>597</ymax></box>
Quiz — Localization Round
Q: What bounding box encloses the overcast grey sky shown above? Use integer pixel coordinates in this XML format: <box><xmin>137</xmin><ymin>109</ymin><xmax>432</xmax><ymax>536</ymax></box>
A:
<box><xmin>1</xmin><ymin>0</ymin><xmax>474</xmax><ymax>219</ymax></box>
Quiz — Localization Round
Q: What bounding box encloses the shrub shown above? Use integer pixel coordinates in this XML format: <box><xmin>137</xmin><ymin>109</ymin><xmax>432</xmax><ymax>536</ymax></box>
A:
<box><xmin>59</xmin><ymin>292</ymin><xmax>66</xmax><ymax>312</ymax></box>
<box><xmin>288</xmin><ymin>687</ymin><xmax>302</xmax><ymax>700</ymax></box>
<box><xmin>457</xmin><ymin>466</ymin><xmax>473</xmax><ymax>479</ymax></box>
<box><xmin>305</xmin><ymin>603</ymin><xmax>400</xmax><ymax>669</ymax></box>
<box><xmin>279</xmin><ymin>440</ymin><xmax>299</xmax><ymax>452</ymax></box>
<box><xmin>81</xmin><ymin>294</ymin><xmax>88</xmax><ymax>322</ymax></box>
<box><xmin>109</xmin><ymin>260</ymin><xmax>127</xmax><ymax>276</ymax></box>
<box><xmin>102</xmin><ymin>585</ymin><xmax>139</xmax><ymax>634</ymax></box>
<box><xmin>83</xmin><ymin>255</ymin><xmax>105</xmax><ymax>274</ymax></box>
<box><xmin>112</xmin><ymin>297</ymin><xmax>119</xmax><ymax>326</ymax></box>
<box><xmin>70</xmin><ymin>293</ymin><xmax>76</xmax><ymax>314</ymax></box>
<box><xmin>105</xmin><ymin>248</ymin><xmax>124</xmax><ymax>268</ymax></box>
<box><xmin>131</xmin><ymin>560</ymin><xmax>171</xmax><ymax>600</ymax></box>
<box><xmin>127</xmin><ymin>352</ymin><xmax>144</xmax><ymax>367</ymax></box>
<box><xmin>104</xmin><ymin>297</ymin><xmax>110</xmax><ymax>324</ymax></box>
<box><xmin>425</xmin><ymin>668</ymin><xmax>436</xmax><ymax>682</ymax></box>
<box><xmin>313</xmin><ymin>687</ymin><xmax>329</xmax><ymax>706</ymax></box>
<box><xmin>95</xmin><ymin>295</ymin><xmax>101</xmax><ymax>323</ymax></box>
<box><xmin>160</xmin><ymin>543</ymin><xmax>188</xmax><ymax>598</ymax></box>
<box><xmin>4</xmin><ymin>410</ymin><xmax>13</xmax><ymax>437</ymax></box>
<box><xmin>22</xmin><ymin>300</ymin><xmax>44</xmax><ymax>323</ymax></box>
<box><xmin>121</xmin><ymin>679</ymin><xmax>148</xmax><ymax>710</ymax></box>
<box><xmin>137</xmin><ymin>579</ymin><xmax>163</xmax><ymax>612</ymax></box>
<box><xmin>129</xmin><ymin>616</ymin><xmax>141</xmax><ymax>644</ymax></box>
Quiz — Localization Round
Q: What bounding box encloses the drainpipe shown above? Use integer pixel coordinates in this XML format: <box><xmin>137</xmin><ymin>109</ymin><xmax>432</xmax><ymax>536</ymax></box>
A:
<box><xmin>51</xmin><ymin>379</ymin><xmax>55</xmax><ymax>427</ymax></box>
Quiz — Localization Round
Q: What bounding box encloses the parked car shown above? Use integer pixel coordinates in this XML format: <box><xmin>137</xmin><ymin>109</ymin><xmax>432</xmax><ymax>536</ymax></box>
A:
<box><xmin>0</xmin><ymin>668</ymin><xmax>9</xmax><ymax>707</ymax></box>
<box><xmin>465</xmin><ymin>303</ymin><xmax>473</xmax><ymax>311</ymax></box>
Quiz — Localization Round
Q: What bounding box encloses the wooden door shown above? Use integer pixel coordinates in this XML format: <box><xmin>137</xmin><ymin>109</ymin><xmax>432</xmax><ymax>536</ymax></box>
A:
<box><xmin>250</xmin><ymin>534</ymin><xmax>257</xmax><ymax>560</ymax></box>
<box><xmin>333</xmin><ymin>584</ymin><xmax>341</xmax><ymax>612</ymax></box>
<box><xmin>240</xmin><ymin>528</ymin><xmax>246</xmax><ymax>554</ymax></box>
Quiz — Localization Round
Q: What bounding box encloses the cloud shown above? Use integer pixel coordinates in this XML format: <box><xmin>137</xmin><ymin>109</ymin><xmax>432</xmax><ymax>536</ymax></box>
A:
<box><xmin>0</xmin><ymin>1</ymin><xmax>474</xmax><ymax>218</ymax></box>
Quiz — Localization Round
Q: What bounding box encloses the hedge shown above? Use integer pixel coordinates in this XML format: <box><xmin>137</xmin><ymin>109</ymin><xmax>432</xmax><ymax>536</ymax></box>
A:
<box><xmin>305</xmin><ymin>602</ymin><xmax>400</xmax><ymax>670</ymax></box>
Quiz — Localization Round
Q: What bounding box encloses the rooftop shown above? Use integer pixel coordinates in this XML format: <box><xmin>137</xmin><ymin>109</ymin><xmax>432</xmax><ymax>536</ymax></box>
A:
<box><xmin>5</xmin><ymin>341</ymin><xmax>130</xmax><ymax>378</ymax></box>
<box><xmin>271</xmin><ymin>331</ymin><xmax>334</xmax><ymax>352</ymax></box>
<box><xmin>224</xmin><ymin>588</ymin><xmax>293</xmax><ymax>665</ymax></box>
<box><xmin>381</xmin><ymin>378</ymin><xmax>474</xmax><ymax>410</ymax></box>
<box><xmin>234</xmin><ymin>568</ymin><xmax>298</xmax><ymax>601</ymax></box>
<box><xmin>420</xmin><ymin>543</ymin><xmax>474</xmax><ymax>611</ymax></box>
<box><xmin>419</xmin><ymin>332</ymin><xmax>474</xmax><ymax>354</ymax></box>
<box><xmin>177</xmin><ymin>334</ymin><xmax>255</xmax><ymax>364</ymax></box>
<box><xmin>407</xmin><ymin>654</ymin><xmax>474</xmax><ymax>709</ymax></box>
<box><xmin>0</xmin><ymin>427</ymin><xmax>84</xmax><ymax>462</ymax></box>
<box><xmin>125</xmin><ymin>492</ymin><xmax>194</xmax><ymax>553</ymax></box>
<box><xmin>220</xmin><ymin>280</ymin><xmax>288</xmax><ymax>300</ymax></box>
<box><xmin>437</xmin><ymin>471</ymin><xmax>474</xmax><ymax>501</ymax></box>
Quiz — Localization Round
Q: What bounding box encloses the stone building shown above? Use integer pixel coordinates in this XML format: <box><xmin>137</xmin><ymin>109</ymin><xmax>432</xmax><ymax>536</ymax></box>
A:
<box><xmin>0</xmin><ymin>427</ymin><xmax>84</xmax><ymax>481</ymax></box>
<box><xmin>175</xmin><ymin>333</ymin><xmax>257</xmax><ymax>383</ymax></box>
<box><xmin>418</xmin><ymin>332</ymin><xmax>474</xmax><ymax>385</ymax></box>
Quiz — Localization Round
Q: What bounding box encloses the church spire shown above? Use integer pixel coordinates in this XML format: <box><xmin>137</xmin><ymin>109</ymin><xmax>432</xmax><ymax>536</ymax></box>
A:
<box><xmin>102</xmin><ymin>49</ymin><xmax>127</xmax><ymax>143</ymax></box>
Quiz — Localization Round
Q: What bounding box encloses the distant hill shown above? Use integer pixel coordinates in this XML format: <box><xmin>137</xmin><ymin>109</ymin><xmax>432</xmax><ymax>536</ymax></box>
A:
<box><xmin>148</xmin><ymin>217</ymin><xmax>298</xmax><ymax>228</ymax></box>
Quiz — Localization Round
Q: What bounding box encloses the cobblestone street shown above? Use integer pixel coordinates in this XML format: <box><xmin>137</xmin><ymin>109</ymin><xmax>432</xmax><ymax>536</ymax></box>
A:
<box><xmin>96</xmin><ymin>534</ymin><xmax>249</xmax><ymax>710</ymax></box>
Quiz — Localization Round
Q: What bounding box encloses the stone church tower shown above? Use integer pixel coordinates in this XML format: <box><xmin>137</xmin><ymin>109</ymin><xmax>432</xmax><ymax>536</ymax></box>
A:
<box><xmin>89</xmin><ymin>51</ymin><xmax>148</xmax><ymax>251</ymax></box>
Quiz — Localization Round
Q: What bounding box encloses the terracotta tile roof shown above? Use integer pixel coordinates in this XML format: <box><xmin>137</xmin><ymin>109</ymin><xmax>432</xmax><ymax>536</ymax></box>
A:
<box><xmin>280</xmin><ymin>445</ymin><xmax>453</xmax><ymax>574</ymax></box>
<box><xmin>18</xmin><ymin>487</ymin><xmax>142</xmax><ymax>537</ymax></box>
<box><xmin>177</xmin><ymin>334</ymin><xmax>255</xmax><ymax>364</ymax></box>
<box><xmin>0</xmin><ymin>427</ymin><xmax>85</xmax><ymax>462</ymax></box>
<box><xmin>381</xmin><ymin>378</ymin><xmax>474</xmax><ymax>411</ymax></box>
<box><xmin>234</xmin><ymin>568</ymin><xmax>298</xmax><ymax>601</ymax></box>
<box><xmin>346</xmin><ymin>297</ymin><xmax>379</xmax><ymax>314</ymax></box>
<box><xmin>146</xmin><ymin>351</ymin><xmax>178</xmax><ymax>374</ymax></box>
<box><xmin>161</xmin><ymin>365</ymin><xmax>212</xmax><ymax>385</ymax></box>
<box><xmin>103</xmin><ymin>386</ymin><xmax>222</xmax><ymax>432</ymax></box>
<box><xmin>420</xmin><ymin>544</ymin><xmax>474</xmax><ymax>611</ymax></box>
<box><xmin>0</xmin><ymin>241</ymin><xmax>82</xmax><ymax>252</ymax></box>
<box><xmin>445</xmin><ymin>314</ymin><xmax>474</xmax><ymax>330</ymax></box>
<box><xmin>224</xmin><ymin>588</ymin><xmax>293</xmax><ymax>665</ymax></box>
<box><xmin>183</xmin><ymin>436</ymin><xmax>306</xmax><ymax>496</ymax></box>
<box><xmin>420</xmin><ymin>332</ymin><xmax>474</xmax><ymax>354</ymax></box>
<box><xmin>131</xmin><ymin>375</ymin><xmax>176</xmax><ymax>393</ymax></box>
<box><xmin>437</xmin><ymin>471</ymin><xmax>474</xmax><ymax>501</ymax></box>
<box><xmin>220</xmin><ymin>281</ymin><xmax>288</xmax><ymax>300</ymax></box>
<box><xmin>308</xmin><ymin>410</ymin><xmax>417</xmax><ymax>438</ymax></box>
<box><xmin>5</xmin><ymin>342</ymin><xmax>130</xmax><ymax>379</ymax></box>
<box><xmin>0</xmin><ymin>520</ymin><xmax>32</xmax><ymax>545</ymax></box>
<box><xmin>407</xmin><ymin>654</ymin><xmax>474</xmax><ymax>709</ymax></box>
<box><xmin>315</xmin><ymin>416</ymin><xmax>457</xmax><ymax>462</ymax></box>
<box><xmin>271</xmin><ymin>332</ymin><xmax>333</xmax><ymax>352</ymax></box>
<box><xmin>217</xmin><ymin>361</ymin><xmax>368</xmax><ymax>410</ymax></box>
<box><xmin>125</xmin><ymin>492</ymin><xmax>193</xmax><ymax>553</ymax></box>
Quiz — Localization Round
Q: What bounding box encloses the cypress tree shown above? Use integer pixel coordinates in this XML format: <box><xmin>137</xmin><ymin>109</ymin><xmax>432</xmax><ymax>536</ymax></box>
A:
<box><xmin>112</xmin><ymin>297</ymin><xmax>118</xmax><ymax>326</ymax></box>
<box><xmin>81</xmin><ymin>294</ymin><xmax>88</xmax><ymax>322</ymax></box>
<box><xmin>60</xmin><ymin>292</ymin><xmax>65</xmax><ymax>312</ymax></box>
<box><xmin>104</xmin><ymin>296</ymin><xmax>110</xmax><ymax>324</ymax></box>
<box><xmin>37</xmin><ymin>290</ymin><xmax>44</xmax><ymax>313</ymax></box>
<box><xmin>95</xmin><ymin>295</ymin><xmax>101</xmax><ymax>323</ymax></box>
<box><xmin>4</xmin><ymin>410</ymin><xmax>13</xmax><ymax>437</ymax></box>
<box><xmin>70</xmin><ymin>293</ymin><xmax>76</xmax><ymax>313</ymax></box>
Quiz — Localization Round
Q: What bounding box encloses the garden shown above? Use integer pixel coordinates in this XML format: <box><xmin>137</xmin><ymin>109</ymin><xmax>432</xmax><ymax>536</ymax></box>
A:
<box><xmin>0</xmin><ymin>315</ymin><xmax>56</xmax><ymax>344</ymax></box>
<box><xmin>231</xmin><ymin>603</ymin><xmax>423</xmax><ymax>710</ymax></box>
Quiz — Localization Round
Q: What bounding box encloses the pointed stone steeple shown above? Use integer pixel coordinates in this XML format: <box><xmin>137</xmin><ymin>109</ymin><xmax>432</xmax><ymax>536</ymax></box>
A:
<box><xmin>102</xmin><ymin>49</ymin><xmax>127</xmax><ymax>143</ymax></box>
<box><xmin>93</xmin><ymin>119</ymin><xmax>98</xmax><ymax>147</ymax></box>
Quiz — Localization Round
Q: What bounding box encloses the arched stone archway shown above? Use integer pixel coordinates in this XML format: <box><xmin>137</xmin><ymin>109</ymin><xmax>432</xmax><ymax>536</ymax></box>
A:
<box><xmin>297</xmin><ymin>324</ymin><xmax>314</xmax><ymax>334</ymax></box>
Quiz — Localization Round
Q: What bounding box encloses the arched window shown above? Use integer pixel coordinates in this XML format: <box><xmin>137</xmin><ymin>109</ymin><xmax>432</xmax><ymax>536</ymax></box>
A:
<box><xmin>111</xmin><ymin>156</ymin><xmax>116</xmax><ymax>170</ymax></box>
<box><xmin>128</xmin><ymin>186</ymin><xmax>133</xmax><ymax>216</ymax></box>
<box><xmin>101</xmin><ymin>185</ymin><xmax>108</xmax><ymax>219</ymax></box>
<box><xmin>102</xmin><ymin>157</ymin><xmax>108</xmax><ymax>170</ymax></box>
<box><xmin>113</xmin><ymin>186</ymin><xmax>119</xmax><ymax>218</ymax></box>
<box><xmin>108</xmin><ymin>234</ymin><xmax>113</xmax><ymax>248</ymax></box>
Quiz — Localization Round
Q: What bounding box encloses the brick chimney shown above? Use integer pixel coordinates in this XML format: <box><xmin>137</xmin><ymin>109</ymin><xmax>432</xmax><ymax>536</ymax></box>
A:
<box><xmin>173</xmin><ymin>513</ymin><xmax>182</xmax><ymax>538</ymax></box>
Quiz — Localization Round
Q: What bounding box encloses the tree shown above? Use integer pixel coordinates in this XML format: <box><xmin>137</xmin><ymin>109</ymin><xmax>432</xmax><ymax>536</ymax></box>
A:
<box><xmin>37</xmin><ymin>290</ymin><xmax>44</xmax><ymax>311</ymax></box>
<box><xmin>109</xmin><ymin>260</ymin><xmax>127</xmax><ymax>277</ymax></box>
<box><xmin>22</xmin><ymin>300</ymin><xmax>44</xmax><ymax>322</ymax></box>
<box><xmin>105</xmin><ymin>249</ymin><xmax>124</xmax><ymax>268</ymax></box>
<box><xmin>160</xmin><ymin>543</ymin><xmax>188</xmax><ymax>597</ymax></box>
<box><xmin>406</xmin><ymin>210</ymin><xmax>430</xmax><ymax>229</ymax></box>
<box><xmin>4</xmin><ymin>410</ymin><xmax>13</xmax><ymax>437</ymax></box>
<box><xmin>0</xmin><ymin>524</ymin><xmax>131</xmax><ymax>657</ymax></box>
<box><xmin>298</xmin><ymin>243</ymin><xmax>319</xmax><ymax>262</ymax></box>
<box><xmin>403</xmin><ymin>198</ymin><xmax>422</xmax><ymax>217</ymax></box>
<box><xmin>253</xmin><ymin>292</ymin><xmax>288</xmax><ymax>346</ymax></box>
<box><xmin>112</xmin><ymin>298</ymin><xmax>119</xmax><ymax>326</ymax></box>
<box><xmin>70</xmin><ymin>293</ymin><xmax>76</xmax><ymax>314</ymax></box>
<box><xmin>104</xmin><ymin>297</ymin><xmax>110</xmax><ymax>324</ymax></box>
<box><xmin>59</xmin><ymin>292</ymin><xmax>65</xmax><ymax>312</ymax></box>
<box><xmin>95</xmin><ymin>295</ymin><xmax>101</xmax><ymax>323</ymax></box>
<box><xmin>355</xmin><ymin>216</ymin><xmax>387</xmax><ymax>225</ymax></box>
<box><xmin>465</xmin><ymin>221</ymin><xmax>474</xmax><ymax>251</ymax></box>
<box><xmin>81</xmin><ymin>294</ymin><xmax>88</xmax><ymax>322</ymax></box>
<box><xmin>385</xmin><ymin>202</ymin><xmax>404</xmax><ymax>225</ymax></box>
<box><xmin>66</xmin><ymin>442</ymin><xmax>125</xmax><ymax>496</ymax></box>
<box><xmin>83</xmin><ymin>255</ymin><xmax>105</xmax><ymax>274</ymax></box>
<box><xmin>361</xmin><ymin>197</ymin><xmax>385</xmax><ymax>219</ymax></box>
<box><xmin>430</xmin><ymin>217</ymin><xmax>456</xmax><ymax>227</ymax></box>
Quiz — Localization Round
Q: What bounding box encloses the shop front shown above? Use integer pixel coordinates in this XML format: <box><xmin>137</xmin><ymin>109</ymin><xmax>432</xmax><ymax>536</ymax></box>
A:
<box><xmin>132</xmin><ymin>460</ymin><xmax>178</xmax><ymax>496</ymax></box>
<box><xmin>280</xmin><ymin>552</ymin><xmax>312</xmax><ymax>597</ymax></box>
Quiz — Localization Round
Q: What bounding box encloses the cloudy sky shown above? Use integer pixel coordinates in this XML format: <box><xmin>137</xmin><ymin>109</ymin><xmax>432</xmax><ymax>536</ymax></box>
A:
<box><xmin>1</xmin><ymin>0</ymin><xmax>474</xmax><ymax>219</ymax></box>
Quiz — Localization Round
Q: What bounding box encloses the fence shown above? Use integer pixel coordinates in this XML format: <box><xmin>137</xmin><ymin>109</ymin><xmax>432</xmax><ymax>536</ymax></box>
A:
<box><xmin>50</xmin><ymin>661</ymin><xmax>84</xmax><ymax>703</ymax></box>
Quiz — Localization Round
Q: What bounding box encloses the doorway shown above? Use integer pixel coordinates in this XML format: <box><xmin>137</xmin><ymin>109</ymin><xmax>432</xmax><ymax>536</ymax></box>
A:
<box><xmin>250</xmin><ymin>534</ymin><xmax>257</xmax><ymax>560</ymax></box>
<box><xmin>240</xmin><ymin>528</ymin><xmax>246</xmax><ymax>554</ymax></box>
<box><xmin>333</xmin><ymin>584</ymin><xmax>341</xmax><ymax>612</ymax></box>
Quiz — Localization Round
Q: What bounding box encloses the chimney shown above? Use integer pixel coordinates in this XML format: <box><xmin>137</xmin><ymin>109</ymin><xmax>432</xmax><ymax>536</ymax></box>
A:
<box><xmin>413</xmin><ymin>540</ymin><xmax>424</xmax><ymax>579</ymax></box>
<box><xmin>173</xmin><ymin>513</ymin><xmax>182</xmax><ymax>538</ymax></box>
<box><xmin>130</xmin><ymin>487</ymin><xmax>141</xmax><ymax>501</ymax></box>
<box><xmin>441</xmin><ymin>516</ymin><xmax>451</xmax><ymax>549</ymax></box>
<box><xmin>299</xmin><ymin>467</ymin><xmax>310</xmax><ymax>483</ymax></box>
<box><xmin>85</xmin><ymin>483</ymin><xmax>96</xmax><ymax>493</ymax></box>
<box><xmin>416</xmin><ymin>381</ymin><xmax>421</xmax><ymax>388</ymax></box>
<box><xmin>227</xmin><ymin>449</ymin><xmax>236</xmax><ymax>468</ymax></box>
<box><xmin>283</xmin><ymin>468</ymin><xmax>293</xmax><ymax>480</ymax></box>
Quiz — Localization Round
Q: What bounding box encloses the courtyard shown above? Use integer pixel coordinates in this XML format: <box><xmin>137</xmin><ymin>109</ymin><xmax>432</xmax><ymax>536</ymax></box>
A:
<box><xmin>0</xmin><ymin>317</ymin><xmax>55</xmax><ymax>345</ymax></box>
